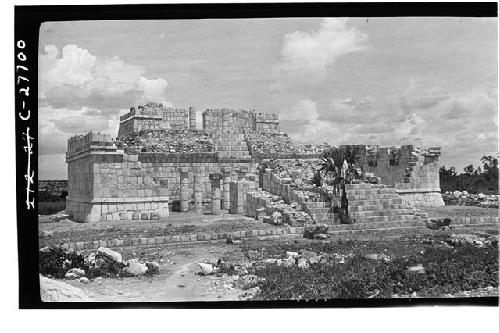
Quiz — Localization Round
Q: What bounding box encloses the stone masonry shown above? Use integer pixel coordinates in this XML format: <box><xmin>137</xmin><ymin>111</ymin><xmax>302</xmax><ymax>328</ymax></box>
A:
<box><xmin>66</xmin><ymin>104</ymin><xmax>444</xmax><ymax>223</ymax></box>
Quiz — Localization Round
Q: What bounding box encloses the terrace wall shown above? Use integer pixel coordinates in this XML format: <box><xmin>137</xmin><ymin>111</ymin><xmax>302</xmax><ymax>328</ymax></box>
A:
<box><xmin>66</xmin><ymin>132</ymin><xmax>257</xmax><ymax>222</ymax></box>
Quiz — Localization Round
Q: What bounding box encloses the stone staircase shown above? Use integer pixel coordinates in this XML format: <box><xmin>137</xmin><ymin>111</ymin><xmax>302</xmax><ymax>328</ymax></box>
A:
<box><xmin>302</xmin><ymin>201</ymin><xmax>339</xmax><ymax>225</ymax></box>
<box><xmin>346</xmin><ymin>183</ymin><xmax>428</xmax><ymax>224</ymax></box>
<box><xmin>213</xmin><ymin>133</ymin><xmax>251</xmax><ymax>159</ymax></box>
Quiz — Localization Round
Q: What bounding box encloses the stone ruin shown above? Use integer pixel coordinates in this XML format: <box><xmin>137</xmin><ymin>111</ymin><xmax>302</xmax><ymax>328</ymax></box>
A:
<box><xmin>65</xmin><ymin>102</ymin><xmax>444</xmax><ymax>223</ymax></box>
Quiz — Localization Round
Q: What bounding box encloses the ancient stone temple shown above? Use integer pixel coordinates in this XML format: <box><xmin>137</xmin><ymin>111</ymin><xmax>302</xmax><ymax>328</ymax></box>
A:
<box><xmin>65</xmin><ymin>102</ymin><xmax>444</xmax><ymax>223</ymax></box>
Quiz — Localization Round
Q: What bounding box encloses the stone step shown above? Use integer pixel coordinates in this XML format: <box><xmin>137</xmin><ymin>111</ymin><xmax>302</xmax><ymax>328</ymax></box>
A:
<box><xmin>346</xmin><ymin>188</ymin><xmax>396</xmax><ymax>196</ymax></box>
<box><xmin>328</xmin><ymin>219</ymin><xmax>424</xmax><ymax>231</ymax></box>
<box><xmin>349</xmin><ymin>198</ymin><xmax>404</xmax><ymax>206</ymax></box>
<box><xmin>350</xmin><ymin>209</ymin><xmax>414</xmax><ymax>218</ymax></box>
<box><xmin>303</xmin><ymin>201</ymin><xmax>330</xmax><ymax>208</ymax></box>
<box><xmin>347</xmin><ymin>194</ymin><xmax>401</xmax><ymax>201</ymax></box>
<box><xmin>351</xmin><ymin>214</ymin><xmax>418</xmax><ymax>224</ymax></box>
<box><xmin>307</xmin><ymin>207</ymin><xmax>332</xmax><ymax>214</ymax></box>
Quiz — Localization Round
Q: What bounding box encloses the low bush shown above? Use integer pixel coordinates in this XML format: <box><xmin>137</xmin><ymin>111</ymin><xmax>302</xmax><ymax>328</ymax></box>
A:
<box><xmin>39</xmin><ymin>201</ymin><xmax>66</xmax><ymax>215</ymax></box>
<box><xmin>248</xmin><ymin>239</ymin><xmax>498</xmax><ymax>300</ymax></box>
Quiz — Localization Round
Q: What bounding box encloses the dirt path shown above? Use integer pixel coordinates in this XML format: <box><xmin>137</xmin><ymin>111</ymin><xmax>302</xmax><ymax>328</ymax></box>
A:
<box><xmin>62</xmin><ymin>242</ymin><xmax>246</xmax><ymax>302</ymax></box>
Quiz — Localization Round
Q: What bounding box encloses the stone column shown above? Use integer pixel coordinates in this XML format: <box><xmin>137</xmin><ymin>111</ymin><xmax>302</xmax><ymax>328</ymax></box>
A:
<box><xmin>179</xmin><ymin>168</ymin><xmax>190</xmax><ymax>212</ymax></box>
<box><xmin>209</xmin><ymin>173</ymin><xmax>222</xmax><ymax>215</ymax></box>
<box><xmin>189</xmin><ymin>106</ymin><xmax>197</xmax><ymax>130</ymax></box>
<box><xmin>194</xmin><ymin>174</ymin><xmax>203</xmax><ymax>214</ymax></box>
<box><xmin>237</xmin><ymin>166</ymin><xmax>248</xmax><ymax>181</ymax></box>
<box><xmin>222</xmin><ymin>168</ymin><xmax>232</xmax><ymax>210</ymax></box>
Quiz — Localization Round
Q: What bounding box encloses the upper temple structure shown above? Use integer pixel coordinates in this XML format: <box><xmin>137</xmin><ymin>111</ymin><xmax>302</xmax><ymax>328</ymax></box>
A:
<box><xmin>65</xmin><ymin>102</ymin><xmax>444</xmax><ymax>223</ymax></box>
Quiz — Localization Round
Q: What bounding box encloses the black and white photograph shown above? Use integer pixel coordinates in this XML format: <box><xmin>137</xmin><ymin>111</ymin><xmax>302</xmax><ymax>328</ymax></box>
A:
<box><xmin>12</xmin><ymin>2</ymin><xmax>499</xmax><ymax>313</ymax></box>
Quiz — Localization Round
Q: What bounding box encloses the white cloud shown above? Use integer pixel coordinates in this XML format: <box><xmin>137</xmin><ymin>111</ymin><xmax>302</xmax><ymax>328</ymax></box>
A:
<box><xmin>281</xmin><ymin>98</ymin><xmax>318</xmax><ymax>121</ymax></box>
<box><xmin>278</xmin><ymin>18</ymin><xmax>367</xmax><ymax>80</ymax></box>
<box><xmin>39</xmin><ymin>44</ymin><xmax>170</xmax><ymax>110</ymax></box>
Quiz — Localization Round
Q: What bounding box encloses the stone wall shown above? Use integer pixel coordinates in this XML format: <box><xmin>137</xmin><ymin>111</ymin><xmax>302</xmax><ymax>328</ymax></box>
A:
<box><xmin>202</xmin><ymin>108</ymin><xmax>280</xmax><ymax>134</ymax></box>
<box><xmin>338</xmin><ymin>145</ymin><xmax>445</xmax><ymax>208</ymax></box>
<box><xmin>117</xmin><ymin>103</ymin><xmax>191</xmax><ymax>138</ymax></box>
<box><xmin>66</xmin><ymin>131</ymin><xmax>258</xmax><ymax>222</ymax></box>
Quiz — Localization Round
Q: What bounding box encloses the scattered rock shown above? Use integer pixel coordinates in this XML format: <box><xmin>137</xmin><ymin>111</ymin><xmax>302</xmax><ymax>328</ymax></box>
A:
<box><xmin>97</xmin><ymin>247</ymin><xmax>122</xmax><ymax>263</ymax></box>
<box><xmin>407</xmin><ymin>264</ymin><xmax>425</xmax><ymax>274</ymax></box>
<box><xmin>145</xmin><ymin>261</ymin><xmax>160</xmax><ymax>275</ymax></box>
<box><xmin>122</xmin><ymin>259</ymin><xmax>148</xmax><ymax>276</ymax></box>
<box><xmin>41</xmin><ymin>231</ymin><xmax>54</xmax><ymax>238</ymax></box>
<box><xmin>197</xmin><ymin>263</ymin><xmax>218</xmax><ymax>275</ymax></box>
<box><xmin>297</xmin><ymin>257</ymin><xmax>310</xmax><ymax>269</ymax></box>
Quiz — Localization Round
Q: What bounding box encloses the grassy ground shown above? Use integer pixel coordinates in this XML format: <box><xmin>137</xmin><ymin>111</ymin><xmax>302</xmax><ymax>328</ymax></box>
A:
<box><xmin>38</xmin><ymin>201</ymin><xmax>66</xmax><ymax>215</ymax></box>
<box><xmin>237</xmin><ymin>232</ymin><xmax>498</xmax><ymax>300</ymax></box>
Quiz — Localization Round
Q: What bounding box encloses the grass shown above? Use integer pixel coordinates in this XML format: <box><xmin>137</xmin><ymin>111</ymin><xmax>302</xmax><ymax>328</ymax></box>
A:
<box><xmin>38</xmin><ymin>201</ymin><xmax>66</xmax><ymax>215</ymax></box>
<box><xmin>241</xmin><ymin>234</ymin><xmax>498</xmax><ymax>300</ymax></box>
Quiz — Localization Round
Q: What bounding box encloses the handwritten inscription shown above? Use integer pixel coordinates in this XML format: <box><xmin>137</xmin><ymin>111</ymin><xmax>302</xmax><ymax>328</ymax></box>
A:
<box><xmin>16</xmin><ymin>40</ymin><xmax>34</xmax><ymax>210</ymax></box>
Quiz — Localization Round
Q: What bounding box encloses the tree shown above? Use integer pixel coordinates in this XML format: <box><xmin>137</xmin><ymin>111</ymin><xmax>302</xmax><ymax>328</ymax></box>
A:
<box><xmin>481</xmin><ymin>155</ymin><xmax>498</xmax><ymax>181</ymax></box>
<box><xmin>314</xmin><ymin>146</ymin><xmax>361</xmax><ymax>224</ymax></box>
<box><xmin>463</xmin><ymin>164</ymin><xmax>474</xmax><ymax>176</ymax></box>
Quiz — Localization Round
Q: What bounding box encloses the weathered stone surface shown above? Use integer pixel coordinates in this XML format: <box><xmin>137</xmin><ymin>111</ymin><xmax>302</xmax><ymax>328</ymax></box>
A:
<box><xmin>97</xmin><ymin>247</ymin><xmax>122</xmax><ymax>263</ymax></box>
<box><xmin>40</xmin><ymin>275</ymin><xmax>90</xmax><ymax>302</ymax></box>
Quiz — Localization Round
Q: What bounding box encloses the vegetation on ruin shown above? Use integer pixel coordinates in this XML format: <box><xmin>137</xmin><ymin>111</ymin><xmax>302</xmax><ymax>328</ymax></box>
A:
<box><xmin>440</xmin><ymin>155</ymin><xmax>498</xmax><ymax>194</ymax></box>
<box><xmin>313</xmin><ymin>146</ymin><xmax>362</xmax><ymax>223</ymax></box>
<box><xmin>244</xmin><ymin>234</ymin><xmax>498</xmax><ymax>300</ymax></box>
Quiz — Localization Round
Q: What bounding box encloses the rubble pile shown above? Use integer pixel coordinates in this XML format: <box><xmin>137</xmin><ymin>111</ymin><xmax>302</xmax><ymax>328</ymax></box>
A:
<box><xmin>246</xmin><ymin>132</ymin><xmax>330</xmax><ymax>155</ymax></box>
<box><xmin>247</xmin><ymin>188</ymin><xmax>312</xmax><ymax>226</ymax></box>
<box><xmin>39</xmin><ymin>246</ymin><xmax>160</xmax><ymax>283</ymax></box>
<box><xmin>442</xmin><ymin>191</ymin><xmax>499</xmax><ymax>208</ymax></box>
<box><xmin>270</xmin><ymin>159</ymin><xmax>333</xmax><ymax>201</ymax></box>
<box><xmin>246</xmin><ymin>131</ymin><xmax>303</xmax><ymax>154</ymax></box>
<box><xmin>421</xmin><ymin>233</ymin><xmax>498</xmax><ymax>248</ymax></box>
<box><xmin>116</xmin><ymin>129</ymin><xmax>213</xmax><ymax>153</ymax></box>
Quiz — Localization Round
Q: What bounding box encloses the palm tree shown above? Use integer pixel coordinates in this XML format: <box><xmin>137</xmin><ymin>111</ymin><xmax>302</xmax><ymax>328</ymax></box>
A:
<box><xmin>315</xmin><ymin>146</ymin><xmax>361</xmax><ymax>224</ymax></box>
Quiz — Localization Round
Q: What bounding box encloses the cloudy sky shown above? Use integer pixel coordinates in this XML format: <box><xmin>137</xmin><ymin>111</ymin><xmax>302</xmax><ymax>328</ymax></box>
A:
<box><xmin>39</xmin><ymin>18</ymin><xmax>498</xmax><ymax>179</ymax></box>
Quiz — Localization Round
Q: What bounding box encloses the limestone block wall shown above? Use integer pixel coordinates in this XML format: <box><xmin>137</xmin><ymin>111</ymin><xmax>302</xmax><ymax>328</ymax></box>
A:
<box><xmin>66</xmin><ymin>132</ymin><xmax>259</xmax><ymax>222</ymax></box>
<box><xmin>202</xmin><ymin>108</ymin><xmax>280</xmax><ymax>134</ymax></box>
<box><xmin>117</xmin><ymin>103</ymin><xmax>191</xmax><ymax>138</ymax></box>
<box><xmin>343</xmin><ymin>144</ymin><xmax>444</xmax><ymax>208</ymax></box>
<box><xmin>255</xmin><ymin>113</ymin><xmax>280</xmax><ymax>133</ymax></box>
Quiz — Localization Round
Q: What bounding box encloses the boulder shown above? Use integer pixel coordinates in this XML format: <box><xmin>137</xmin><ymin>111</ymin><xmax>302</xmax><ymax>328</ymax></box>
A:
<box><xmin>407</xmin><ymin>264</ymin><xmax>425</xmax><ymax>274</ymax></box>
<box><xmin>40</xmin><ymin>275</ymin><xmax>90</xmax><ymax>302</ymax></box>
<box><xmin>97</xmin><ymin>247</ymin><xmax>122</xmax><ymax>263</ymax></box>
<box><xmin>197</xmin><ymin>263</ymin><xmax>218</xmax><ymax>275</ymax></box>
<box><xmin>286</xmin><ymin>251</ymin><xmax>299</xmax><ymax>258</ymax></box>
<box><xmin>301</xmin><ymin>251</ymin><xmax>318</xmax><ymax>260</ymax></box>
<box><xmin>79</xmin><ymin>277</ymin><xmax>89</xmax><ymax>284</ymax></box>
<box><xmin>297</xmin><ymin>257</ymin><xmax>310</xmax><ymax>269</ymax></box>
<box><xmin>65</xmin><ymin>268</ymin><xmax>85</xmax><ymax>279</ymax></box>
<box><xmin>453</xmin><ymin>191</ymin><xmax>462</xmax><ymax>199</ymax></box>
<box><xmin>122</xmin><ymin>260</ymin><xmax>148</xmax><ymax>276</ymax></box>
<box><xmin>145</xmin><ymin>261</ymin><xmax>160</xmax><ymax>275</ymax></box>
<box><xmin>478</xmin><ymin>193</ymin><xmax>485</xmax><ymax>200</ymax></box>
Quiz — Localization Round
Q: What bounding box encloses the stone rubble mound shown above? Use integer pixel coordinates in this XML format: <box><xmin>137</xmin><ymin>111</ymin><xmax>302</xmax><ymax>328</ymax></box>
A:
<box><xmin>442</xmin><ymin>191</ymin><xmax>499</xmax><ymax>208</ymax></box>
<box><xmin>248</xmin><ymin>188</ymin><xmax>312</xmax><ymax>226</ymax></box>
<box><xmin>246</xmin><ymin>131</ymin><xmax>330</xmax><ymax>155</ymax></box>
<box><xmin>116</xmin><ymin>129</ymin><xmax>213</xmax><ymax>153</ymax></box>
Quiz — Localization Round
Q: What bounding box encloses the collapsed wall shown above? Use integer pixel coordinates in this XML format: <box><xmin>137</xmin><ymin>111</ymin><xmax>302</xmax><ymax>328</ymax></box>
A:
<box><xmin>349</xmin><ymin>145</ymin><xmax>444</xmax><ymax>207</ymax></box>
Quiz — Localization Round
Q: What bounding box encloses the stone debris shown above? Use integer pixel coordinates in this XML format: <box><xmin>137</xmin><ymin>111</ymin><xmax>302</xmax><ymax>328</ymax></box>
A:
<box><xmin>303</xmin><ymin>223</ymin><xmax>330</xmax><ymax>239</ymax></box>
<box><xmin>40</xmin><ymin>275</ymin><xmax>90</xmax><ymax>302</ymax></box>
<box><xmin>407</xmin><ymin>264</ymin><xmax>425</xmax><ymax>274</ymax></box>
<box><xmin>197</xmin><ymin>263</ymin><xmax>219</xmax><ymax>276</ymax></box>
<box><xmin>122</xmin><ymin>259</ymin><xmax>148</xmax><ymax>276</ymax></box>
<box><xmin>426</xmin><ymin>218</ymin><xmax>453</xmax><ymax>230</ymax></box>
<box><xmin>246</xmin><ymin>131</ymin><xmax>330</xmax><ymax>155</ymax></box>
<box><xmin>247</xmin><ymin>189</ymin><xmax>312</xmax><ymax>226</ymax></box>
<box><xmin>96</xmin><ymin>247</ymin><xmax>123</xmax><ymax>263</ymax></box>
<box><xmin>117</xmin><ymin>129</ymin><xmax>213</xmax><ymax>153</ymax></box>
<box><xmin>64</xmin><ymin>268</ymin><xmax>86</xmax><ymax>280</ymax></box>
<box><xmin>442</xmin><ymin>191</ymin><xmax>499</xmax><ymax>208</ymax></box>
